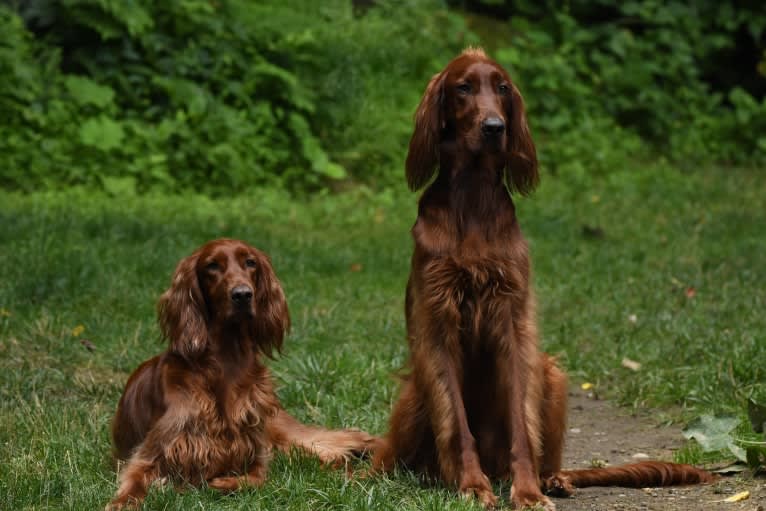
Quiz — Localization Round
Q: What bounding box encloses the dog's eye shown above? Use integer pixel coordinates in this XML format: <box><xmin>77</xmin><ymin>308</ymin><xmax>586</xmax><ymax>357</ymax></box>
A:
<box><xmin>456</xmin><ymin>82</ymin><xmax>471</xmax><ymax>94</ymax></box>
<box><xmin>205</xmin><ymin>261</ymin><xmax>221</xmax><ymax>271</ymax></box>
<box><xmin>245</xmin><ymin>258</ymin><xmax>257</xmax><ymax>268</ymax></box>
<box><xmin>498</xmin><ymin>84</ymin><xmax>510</xmax><ymax>95</ymax></box>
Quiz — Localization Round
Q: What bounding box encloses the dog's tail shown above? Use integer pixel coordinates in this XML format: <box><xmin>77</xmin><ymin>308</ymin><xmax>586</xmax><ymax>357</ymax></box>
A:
<box><xmin>268</xmin><ymin>409</ymin><xmax>376</xmax><ymax>465</ymax></box>
<box><xmin>544</xmin><ymin>461</ymin><xmax>717</xmax><ymax>496</ymax></box>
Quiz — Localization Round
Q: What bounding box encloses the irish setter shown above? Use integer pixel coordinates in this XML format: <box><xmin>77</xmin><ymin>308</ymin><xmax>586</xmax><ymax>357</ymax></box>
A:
<box><xmin>370</xmin><ymin>48</ymin><xmax>714</xmax><ymax>509</ymax></box>
<box><xmin>107</xmin><ymin>238</ymin><xmax>373</xmax><ymax>510</ymax></box>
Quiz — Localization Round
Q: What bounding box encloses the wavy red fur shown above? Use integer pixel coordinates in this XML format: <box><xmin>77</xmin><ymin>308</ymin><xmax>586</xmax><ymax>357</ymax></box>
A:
<box><xmin>106</xmin><ymin>239</ymin><xmax>374</xmax><ymax>510</ymax></box>
<box><xmin>545</xmin><ymin>461</ymin><xmax>717</xmax><ymax>496</ymax></box>
<box><xmin>371</xmin><ymin>48</ymin><xmax>714</xmax><ymax>511</ymax></box>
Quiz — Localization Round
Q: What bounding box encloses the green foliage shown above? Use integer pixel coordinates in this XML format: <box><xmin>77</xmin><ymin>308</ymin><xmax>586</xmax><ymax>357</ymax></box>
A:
<box><xmin>1</xmin><ymin>1</ymin><xmax>764</xmax><ymax>194</ymax></box>
<box><xmin>683</xmin><ymin>415</ymin><xmax>743</xmax><ymax>460</ymax></box>
<box><xmin>683</xmin><ymin>413</ymin><xmax>766</xmax><ymax>472</ymax></box>
<box><xmin>0</xmin><ymin>1</ymin><xmax>465</xmax><ymax>193</ymax></box>
<box><xmin>490</xmin><ymin>1</ymin><xmax>766</xmax><ymax>175</ymax></box>
<box><xmin>299</xmin><ymin>2</ymin><xmax>471</xmax><ymax>185</ymax></box>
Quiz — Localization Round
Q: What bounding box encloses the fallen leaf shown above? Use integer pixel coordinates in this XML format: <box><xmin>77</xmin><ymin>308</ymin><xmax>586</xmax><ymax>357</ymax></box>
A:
<box><xmin>621</xmin><ymin>357</ymin><xmax>641</xmax><ymax>371</ymax></box>
<box><xmin>711</xmin><ymin>462</ymin><xmax>748</xmax><ymax>474</ymax></box>
<box><xmin>349</xmin><ymin>263</ymin><xmax>363</xmax><ymax>272</ymax></box>
<box><xmin>685</xmin><ymin>287</ymin><xmax>697</xmax><ymax>298</ymax></box>
<box><xmin>581</xmin><ymin>382</ymin><xmax>594</xmax><ymax>390</ymax></box>
<box><xmin>716</xmin><ymin>490</ymin><xmax>749</xmax><ymax>503</ymax></box>
<box><xmin>71</xmin><ymin>324</ymin><xmax>85</xmax><ymax>337</ymax></box>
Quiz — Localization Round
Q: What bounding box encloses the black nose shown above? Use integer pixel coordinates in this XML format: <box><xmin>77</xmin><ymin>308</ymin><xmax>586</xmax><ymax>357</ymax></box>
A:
<box><xmin>481</xmin><ymin>117</ymin><xmax>505</xmax><ymax>136</ymax></box>
<box><xmin>231</xmin><ymin>285</ymin><xmax>253</xmax><ymax>305</ymax></box>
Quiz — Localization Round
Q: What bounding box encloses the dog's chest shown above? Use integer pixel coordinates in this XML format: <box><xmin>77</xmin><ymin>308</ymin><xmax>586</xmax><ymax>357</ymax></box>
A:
<box><xmin>426</xmin><ymin>255</ymin><xmax>522</xmax><ymax>297</ymax></box>
<box><xmin>197</xmin><ymin>381</ymin><xmax>271</xmax><ymax>436</ymax></box>
<box><xmin>417</xmin><ymin>252</ymin><xmax>529</xmax><ymax>346</ymax></box>
<box><xmin>162</xmin><ymin>379</ymin><xmax>275</xmax><ymax>479</ymax></box>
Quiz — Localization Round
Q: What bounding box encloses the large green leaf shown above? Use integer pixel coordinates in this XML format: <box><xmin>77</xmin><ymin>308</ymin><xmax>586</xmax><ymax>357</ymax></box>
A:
<box><xmin>64</xmin><ymin>76</ymin><xmax>115</xmax><ymax>108</ymax></box>
<box><xmin>152</xmin><ymin>76</ymin><xmax>208</xmax><ymax>117</ymax></box>
<box><xmin>683</xmin><ymin>415</ymin><xmax>745</xmax><ymax>461</ymax></box>
<box><xmin>78</xmin><ymin>116</ymin><xmax>124</xmax><ymax>151</ymax></box>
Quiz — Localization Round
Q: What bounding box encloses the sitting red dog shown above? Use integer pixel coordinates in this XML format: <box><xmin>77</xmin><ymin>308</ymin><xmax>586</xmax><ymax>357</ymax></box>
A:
<box><xmin>107</xmin><ymin>238</ymin><xmax>373</xmax><ymax>510</ymax></box>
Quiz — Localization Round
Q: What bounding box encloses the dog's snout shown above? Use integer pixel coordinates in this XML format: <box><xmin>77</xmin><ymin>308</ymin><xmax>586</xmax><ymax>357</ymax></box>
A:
<box><xmin>480</xmin><ymin>117</ymin><xmax>505</xmax><ymax>136</ymax></box>
<box><xmin>231</xmin><ymin>285</ymin><xmax>253</xmax><ymax>305</ymax></box>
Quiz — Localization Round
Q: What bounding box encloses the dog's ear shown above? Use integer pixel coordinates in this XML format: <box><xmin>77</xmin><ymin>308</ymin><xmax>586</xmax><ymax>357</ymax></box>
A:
<box><xmin>406</xmin><ymin>71</ymin><xmax>445</xmax><ymax>191</ymax></box>
<box><xmin>158</xmin><ymin>251</ymin><xmax>209</xmax><ymax>358</ymax></box>
<box><xmin>251</xmin><ymin>251</ymin><xmax>289</xmax><ymax>358</ymax></box>
<box><xmin>505</xmin><ymin>84</ymin><xmax>539</xmax><ymax>195</ymax></box>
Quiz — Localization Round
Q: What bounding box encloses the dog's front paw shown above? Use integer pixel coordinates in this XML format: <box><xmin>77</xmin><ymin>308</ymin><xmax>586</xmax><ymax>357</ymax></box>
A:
<box><xmin>208</xmin><ymin>475</ymin><xmax>242</xmax><ymax>492</ymax></box>
<box><xmin>541</xmin><ymin>472</ymin><xmax>574</xmax><ymax>498</ymax></box>
<box><xmin>105</xmin><ymin>495</ymin><xmax>138</xmax><ymax>511</ymax></box>
<box><xmin>459</xmin><ymin>472</ymin><xmax>498</xmax><ymax>508</ymax></box>
<box><xmin>511</xmin><ymin>484</ymin><xmax>556</xmax><ymax>511</ymax></box>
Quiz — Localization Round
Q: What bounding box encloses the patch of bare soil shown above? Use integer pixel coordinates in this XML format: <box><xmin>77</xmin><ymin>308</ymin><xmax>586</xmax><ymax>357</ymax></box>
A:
<box><xmin>552</xmin><ymin>389</ymin><xmax>766</xmax><ymax>511</ymax></box>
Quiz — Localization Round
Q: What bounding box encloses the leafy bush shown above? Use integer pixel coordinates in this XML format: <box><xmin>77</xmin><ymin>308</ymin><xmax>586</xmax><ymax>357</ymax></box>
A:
<box><xmin>298</xmin><ymin>2</ymin><xmax>471</xmax><ymax>186</ymax></box>
<box><xmin>488</xmin><ymin>2</ymin><xmax>766</xmax><ymax>170</ymax></box>
<box><xmin>0</xmin><ymin>1</ymin><xmax>466</xmax><ymax>194</ymax></box>
<box><xmin>1</xmin><ymin>1</ymin><xmax>763</xmax><ymax>195</ymax></box>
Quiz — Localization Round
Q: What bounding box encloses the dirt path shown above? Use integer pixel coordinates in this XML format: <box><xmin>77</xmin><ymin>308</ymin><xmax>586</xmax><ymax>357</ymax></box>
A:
<box><xmin>551</xmin><ymin>389</ymin><xmax>765</xmax><ymax>511</ymax></box>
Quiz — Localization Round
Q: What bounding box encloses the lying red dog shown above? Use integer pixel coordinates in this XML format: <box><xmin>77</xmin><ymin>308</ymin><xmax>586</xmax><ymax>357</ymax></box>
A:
<box><xmin>107</xmin><ymin>238</ymin><xmax>373</xmax><ymax>509</ymax></box>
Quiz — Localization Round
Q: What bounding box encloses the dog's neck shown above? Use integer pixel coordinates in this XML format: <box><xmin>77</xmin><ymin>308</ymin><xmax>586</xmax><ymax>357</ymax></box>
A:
<box><xmin>207</xmin><ymin>321</ymin><xmax>261</xmax><ymax>373</ymax></box>
<box><xmin>429</xmin><ymin>155</ymin><xmax>516</xmax><ymax>240</ymax></box>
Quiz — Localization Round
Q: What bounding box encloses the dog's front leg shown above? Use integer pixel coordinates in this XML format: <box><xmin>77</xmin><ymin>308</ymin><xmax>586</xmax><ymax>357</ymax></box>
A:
<box><xmin>107</xmin><ymin>449</ymin><xmax>161</xmax><ymax>510</ymax></box>
<box><xmin>107</xmin><ymin>405</ymin><xmax>189</xmax><ymax>510</ymax></box>
<box><xmin>412</xmin><ymin>330</ymin><xmax>497</xmax><ymax>508</ymax></box>
<box><xmin>207</xmin><ymin>461</ymin><xmax>268</xmax><ymax>492</ymax></box>
<box><xmin>499</xmin><ymin>306</ymin><xmax>555</xmax><ymax>511</ymax></box>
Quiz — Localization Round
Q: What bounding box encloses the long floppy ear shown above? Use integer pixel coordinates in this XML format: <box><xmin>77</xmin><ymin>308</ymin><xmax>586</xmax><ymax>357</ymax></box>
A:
<box><xmin>405</xmin><ymin>71</ymin><xmax>445</xmax><ymax>190</ymax></box>
<box><xmin>505</xmin><ymin>84</ymin><xmax>539</xmax><ymax>195</ymax></box>
<box><xmin>157</xmin><ymin>251</ymin><xmax>209</xmax><ymax>358</ymax></box>
<box><xmin>251</xmin><ymin>252</ymin><xmax>290</xmax><ymax>358</ymax></box>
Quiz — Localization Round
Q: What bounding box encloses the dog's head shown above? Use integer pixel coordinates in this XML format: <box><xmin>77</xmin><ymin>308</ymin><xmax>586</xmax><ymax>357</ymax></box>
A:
<box><xmin>157</xmin><ymin>238</ymin><xmax>289</xmax><ymax>358</ymax></box>
<box><xmin>406</xmin><ymin>48</ymin><xmax>538</xmax><ymax>195</ymax></box>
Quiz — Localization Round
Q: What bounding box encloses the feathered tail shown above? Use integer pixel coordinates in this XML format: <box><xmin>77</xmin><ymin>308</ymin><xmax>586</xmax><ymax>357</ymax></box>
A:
<box><xmin>268</xmin><ymin>409</ymin><xmax>376</xmax><ymax>465</ymax></box>
<box><xmin>544</xmin><ymin>461</ymin><xmax>717</xmax><ymax>496</ymax></box>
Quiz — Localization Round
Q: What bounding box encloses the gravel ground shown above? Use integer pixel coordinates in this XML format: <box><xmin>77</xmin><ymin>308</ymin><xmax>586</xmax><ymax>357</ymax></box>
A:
<box><xmin>551</xmin><ymin>389</ymin><xmax>765</xmax><ymax>511</ymax></box>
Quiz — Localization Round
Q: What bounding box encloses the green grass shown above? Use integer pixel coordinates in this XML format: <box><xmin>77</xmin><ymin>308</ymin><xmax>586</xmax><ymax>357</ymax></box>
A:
<box><xmin>1</xmin><ymin>163</ymin><xmax>764</xmax><ymax>509</ymax></box>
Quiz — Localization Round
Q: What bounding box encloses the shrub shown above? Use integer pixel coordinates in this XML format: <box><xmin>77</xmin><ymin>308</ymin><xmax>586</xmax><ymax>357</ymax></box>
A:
<box><xmin>487</xmin><ymin>2</ymin><xmax>766</xmax><ymax>169</ymax></box>
<box><xmin>0</xmin><ymin>1</ymin><xmax>466</xmax><ymax>194</ymax></box>
<box><xmin>1</xmin><ymin>1</ymin><xmax>763</xmax><ymax>195</ymax></box>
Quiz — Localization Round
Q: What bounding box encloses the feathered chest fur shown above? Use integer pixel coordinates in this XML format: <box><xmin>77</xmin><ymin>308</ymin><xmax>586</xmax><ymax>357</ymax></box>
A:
<box><xmin>160</xmin><ymin>367</ymin><xmax>279</xmax><ymax>481</ymax></box>
<box><xmin>424</xmin><ymin>255</ymin><xmax>523</xmax><ymax>300</ymax></box>
<box><xmin>415</xmin><ymin>221</ymin><xmax>527</xmax><ymax>288</ymax></box>
<box><xmin>410</xmin><ymin>202</ymin><xmax>532</xmax><ymax>347</ymax></box>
